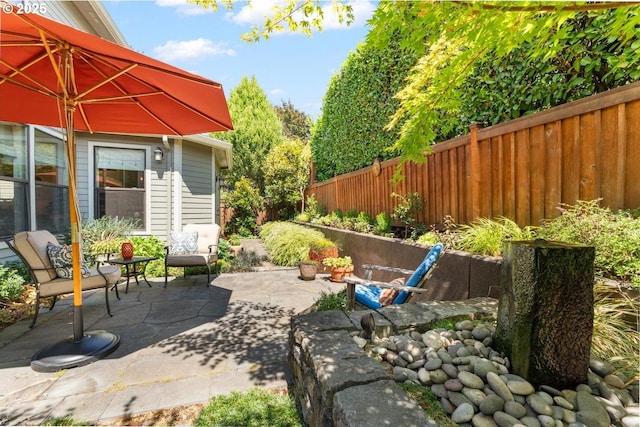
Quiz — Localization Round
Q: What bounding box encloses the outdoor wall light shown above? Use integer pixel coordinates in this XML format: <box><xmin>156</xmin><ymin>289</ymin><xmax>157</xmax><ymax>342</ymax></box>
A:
<box><xmin>154</xmin><ymin>147</ymin><xmax>164</xmax><ymax>162</ymax></box>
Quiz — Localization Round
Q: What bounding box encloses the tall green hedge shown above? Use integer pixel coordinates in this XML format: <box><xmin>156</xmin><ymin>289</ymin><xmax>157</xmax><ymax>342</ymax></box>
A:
<box><xmin>310</xmin><ymin>42</ymin><xmax>418</xmax><ymax>181</ymax></box>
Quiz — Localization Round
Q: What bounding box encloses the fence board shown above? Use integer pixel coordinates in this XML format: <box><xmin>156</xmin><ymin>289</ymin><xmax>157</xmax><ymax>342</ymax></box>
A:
<box><xmin>303</xmin><ymin>81</ymin><xmax>640</xmax><ymax>228</ymax></box>
<box><xmin>626</xmin><ymin>99</ymin><xmax>640</xmax><ymax>208</ymax></box>
<box><xmin>545</xmin><ymin>122</ymin><xmax>561</xmax><ymax>219</ymax></box>
<box><xmin>579</xmin><ymin>111</ymin><xmax>598</xmax><ymax>201</ymax></box>
<box><xmin>503</xmin><ymin>132</ymin><xmax>515</xmax><ymax>220</ymax></box>
<box><xmin>561</xmin><ymin>116</ymin><xmax>580</xmax><ymax>205</ymax></box>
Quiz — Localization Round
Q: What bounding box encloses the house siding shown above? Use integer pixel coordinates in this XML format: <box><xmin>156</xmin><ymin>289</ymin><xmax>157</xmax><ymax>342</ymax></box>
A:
<box><xmin>181</xmin><ymin>143</ymin><xmax>214</xmax><ymax>227</ymax></box>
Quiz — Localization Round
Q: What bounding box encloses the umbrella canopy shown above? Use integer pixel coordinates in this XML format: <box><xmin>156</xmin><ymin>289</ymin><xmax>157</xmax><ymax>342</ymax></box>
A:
<box><xmin>0</xmin><ymin>3</ymin><xmax>233</xmax><ymax>367</ymax></box>
<box><xmin>0</xmin><ymin>7</ymin><xmax>233</xmax><ymax>135</ymax></box>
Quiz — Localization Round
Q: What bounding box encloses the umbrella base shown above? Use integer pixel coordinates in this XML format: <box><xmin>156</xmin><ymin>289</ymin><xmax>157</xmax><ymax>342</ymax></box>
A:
<box><xmin>31</xmin><ymin>330</ymin><xmax>120</xmax><ymax>372</ymax></box>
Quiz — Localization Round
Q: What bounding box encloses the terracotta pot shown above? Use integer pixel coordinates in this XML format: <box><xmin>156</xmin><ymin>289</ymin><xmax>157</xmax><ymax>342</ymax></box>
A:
<box><xmin>121</xmin><ymin>242</ymin><xmax>134</xmax><ymax>260</ymax></box>
<box><xmin>309</xmin><ymin>247</ymin><xmax>338</xmax><ymax>273</ymax></box>
<box><xmin>299</xmin><ymin>263</ymin><xmax>317</xmax><ymax>281</ymax></box>
<box><xmin>329</xmin><ymin>266</ymin><xmax>346</xmax><ymax>283</ymax></box>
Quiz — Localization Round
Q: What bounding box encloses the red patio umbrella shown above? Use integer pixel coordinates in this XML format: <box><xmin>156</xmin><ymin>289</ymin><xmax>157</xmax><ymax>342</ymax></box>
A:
<box><xmin>0</xmin><ymin>3</ymin><xmax>233</xmax><ymax>371</ymax></box>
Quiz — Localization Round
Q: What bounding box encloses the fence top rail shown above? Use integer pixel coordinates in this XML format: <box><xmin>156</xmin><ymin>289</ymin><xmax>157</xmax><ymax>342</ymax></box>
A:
<box><xmin>477</xmin><ymin>80</ymin><xmax>640</xmax><ymax>140</ymax></box>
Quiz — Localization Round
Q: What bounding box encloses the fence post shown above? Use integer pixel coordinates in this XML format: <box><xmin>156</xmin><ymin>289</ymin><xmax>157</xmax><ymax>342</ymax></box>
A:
<box><xmin>469</xmin><ymin>123</ymin><xmax>482</xmax><ymax>221</ymax></box>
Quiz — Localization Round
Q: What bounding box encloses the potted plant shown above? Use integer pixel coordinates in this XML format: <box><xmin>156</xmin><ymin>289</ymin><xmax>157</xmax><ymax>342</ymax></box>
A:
<box><xmin>228</xmin><ymin>234</ymin><xmax>242</xmax><ymax>256</ymax></box>
<box><xmin>309</xmin><ymin>239</ymin><xmax>338</xmax><ymax>273</ymax></box>
<box><xmin>322</xmin><ymin>256</ymin><xmax>353</xmax><ymax>283</ymax></box>
<box><xmin>299</xmin><ymin>259</ymin><xmax>319</xmax><ymax>281</ymax></box>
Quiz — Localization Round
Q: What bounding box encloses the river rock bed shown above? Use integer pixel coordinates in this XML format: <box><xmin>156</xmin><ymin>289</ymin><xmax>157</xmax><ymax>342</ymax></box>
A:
<box><xmin>356</xmin><ymin>320</ymin><xmax>639</xmax><ymax>427</ymax></box>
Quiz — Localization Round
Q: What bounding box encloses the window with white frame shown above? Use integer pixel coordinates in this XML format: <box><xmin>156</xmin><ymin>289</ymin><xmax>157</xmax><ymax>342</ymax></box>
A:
<box><xmin>0</xmin><ymin>124</ymin><xmax>28</xmax><ymax>239</ymax></box>
<box><xmin>34</xmin><ymin>129</ymin><xmax>69</xmax><ymax>234</ymax></box>
<box><xmin>94</xmin><ymin>146</ymin><xmax>146</xmax><ymax>229</ymax></box>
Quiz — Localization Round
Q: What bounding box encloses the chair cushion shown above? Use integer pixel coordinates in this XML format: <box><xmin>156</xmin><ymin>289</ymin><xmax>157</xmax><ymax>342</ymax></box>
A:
<box><xmin>13</xmin><ymin>230</ymin><xmax>59</xmax><ymax>283</ymax></box>
<box><xmin>183</xmin><ymin>223</ymin><xmax>221</xmax><ymax>253</ymax></box>
<box><xmin>46</xmin><ymin>242</ymin><xmax>90</xmax><ymax>279</ymax></box>
<box><xmin>165</xmin><ymin>253</ymin><xmax>217</xmax><ymax>267</ymax></box>
<box><xmin>393</xmin><ymin>243</ymin><xmax>443</xmax><ymax>305</ymax></box>
<box><xmin>355</xmin><ymin>285</ymin><xmax>384</xmax><ymax>309</ymax></box>
<box><xmin>38</xmin><ymin>264</ymin><xmax>122</xmax><ymax>298</ymax></box>
<box><xmin>170</xmin><ymin>231</ymin><xmax>198</xmax><ymax>255</ymax></box>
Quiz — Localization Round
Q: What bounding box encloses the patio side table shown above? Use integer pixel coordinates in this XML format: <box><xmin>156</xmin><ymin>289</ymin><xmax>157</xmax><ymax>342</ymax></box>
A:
<box><xmin>107</xmin><ymin>255</ymin><xmax>157</xmax><ymax>293</ymax></box>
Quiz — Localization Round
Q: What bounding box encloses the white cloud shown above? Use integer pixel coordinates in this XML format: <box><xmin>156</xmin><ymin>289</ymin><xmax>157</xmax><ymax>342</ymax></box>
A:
<box><xmin>155</xmin><ymin>0</ymin><xmax>213</xmax><ymax>16</ymax></box>
<box><xmin>153</xmin><ymin>38</ymin><xmax>236</xmax><ymax>62</ymax></box>
<box><xmin>229</xmin><ymin>0</ymin><xmax>375</xmax><ymax>30</ymax></box>
<box><xmin>270</xmin><ymin>88</ymin><xmax>286</xmax><ymax>96</ymax></box>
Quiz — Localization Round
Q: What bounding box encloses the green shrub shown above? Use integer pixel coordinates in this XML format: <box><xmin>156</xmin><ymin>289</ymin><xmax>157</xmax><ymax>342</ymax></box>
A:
<box><xmin>42</xmin><ymin>417</ymin><xmax>91</xmax><ymax>426</ymax></box>
<box><xmin>224</xmin><ymin>176</ymin><xmax>264</xmax><ymax>237</ymax></box>
<box><xmin>228</xmin><ymin>234</ymin><xmax>242</xmax><ymax>246</ymax></box>
<box><xmin>592</xmin><ymin>280</ymin><xmax>639</xmax><ymax>380</ymax></box>
<box><xmin>260</xmin><ymin>222</ymin><xmax>331</xmax><ymax>266</ymax></box>
<box><xmin>314</xmin><ymin>211</ymin><xmax>343</xmax><ymax>228</ymax></box>
<box><xmin>3</xmin><ymin>260</ymin><xmax>32</xmax><ymax>284</ymax></box>
<box><xmin>0</xmin><ymin>265</ymin><xmax>25</xmax><ymax>302</ymax></box>
<box><xmin>82</xmin><ymin>216</ymin><xmax>139</xmax><ymax>265</ymax></box>
<box><xmin>373</xmin><ymin>211</ymin><xmax>392</xmax><ymax>236</ymax></box>
<box><xmin>218</xmin><ymin>238</ymin><xmax>233</xmax><ymax>262</ymax></box>
<box><xmin>391</xmin><ymin>192</ymin><xmax>423</xmax><ymax>239</ymax></box>
<box><xmin>416</xmin><ymin>231</ymin><xmax>439</xmax><ymax>246</ymax></box>
<box><xmin>129</xmin><ymin>235</ymin><xmax>167</xmax><ymax>278</ymax></box>
<box><xmin>195</xmin><ymin>388</ymin><xmax>301</xmax><ymax>427</ymax></box>
<box><xmin>538</xmin><ymin>200</ymin><xmax>640</xmax><ymax>287</ymax></box>
<box><xmin>315</xmin><ymin>290</ymin><xmax>347</xmax><ymax>311</ymax></box>
<box><xmin>295</xmin><ymin>212</ymin><xmax>310</xmax><ymax>222</ymax></box>
<box><xmin>457</xmin><ymin>217</ymin><xmax>536</xmax><ymax>257</ymax></box>
<box><xmin>399</xmin><ymin>382</ymin><xmax>458</xmax><ymax>427</ymax></box>
<box><xmin>223</xmin><ymin>251</ymin><xmax>264</xmax><ymax>273</ymax></box>
<box><xmin>303</xmin><ymin>194</ymin><xmax>325</xmax><ymax>219</ymax></box>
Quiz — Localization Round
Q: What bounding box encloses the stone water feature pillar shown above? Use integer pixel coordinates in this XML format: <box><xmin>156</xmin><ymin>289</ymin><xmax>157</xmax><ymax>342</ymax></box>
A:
<box><xmin>494</xmin><ymin>240</ymin><xmax>595</xmax><ymax>389</ymax></box>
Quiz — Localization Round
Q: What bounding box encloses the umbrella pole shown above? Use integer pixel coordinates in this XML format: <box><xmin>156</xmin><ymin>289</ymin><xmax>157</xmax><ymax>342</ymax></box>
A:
<box><xmin>30</xmin><ymin>104</ymin><xmax>120</xmax><ymax>372</ymax></box>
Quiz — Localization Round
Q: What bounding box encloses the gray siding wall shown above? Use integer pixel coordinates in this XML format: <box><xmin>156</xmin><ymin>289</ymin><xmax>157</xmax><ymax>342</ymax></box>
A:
<box><xmin>181</xmin><ymin>143</ymin><xmax>213</xmax><ymax>227</ymax></box>
<box><xmin>75</xmin><ymin>132</ymin><xmax>169</xmax><ymax>236</ymax></box>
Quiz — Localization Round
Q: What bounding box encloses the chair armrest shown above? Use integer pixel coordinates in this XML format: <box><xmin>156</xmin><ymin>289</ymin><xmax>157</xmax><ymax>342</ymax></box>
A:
<box><xmin>96</xmin><ymin>260</ymin><xmax>109</xmax><ymax>284</ymax></box>
<box><xmin>164</xmin><ymin>245</ymin><xmax>170</xmax><ymax>257</ymax></box>
<box><xmin>207</xmin><ymin>244</ymin><xmax>218</xmax><ymax>254</ymax></box>
<box><xmin>362</xmin><ymin>264</ymin><xmax>415</xmax><ymax>280</ymax></box>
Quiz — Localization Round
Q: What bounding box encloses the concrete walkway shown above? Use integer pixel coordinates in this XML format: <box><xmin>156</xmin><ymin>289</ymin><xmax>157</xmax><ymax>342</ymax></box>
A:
<box><xmin>0</xmin><ymin>268</ymin><xmax>343</xmax><ymax>425</ymax></box>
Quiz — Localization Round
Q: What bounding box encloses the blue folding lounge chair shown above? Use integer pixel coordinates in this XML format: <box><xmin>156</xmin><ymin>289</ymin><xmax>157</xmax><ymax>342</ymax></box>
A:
<box><xmin>343</xmin><ymin>243</ymin><xmax>444</xmax><ymax>310</ymax></box>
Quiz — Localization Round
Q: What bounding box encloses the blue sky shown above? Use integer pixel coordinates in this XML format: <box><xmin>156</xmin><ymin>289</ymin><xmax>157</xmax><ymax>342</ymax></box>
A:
<box><xmin>103</xmin><ymin>0</ymin><xmax>376</xmax><ymax>119</ymax></box>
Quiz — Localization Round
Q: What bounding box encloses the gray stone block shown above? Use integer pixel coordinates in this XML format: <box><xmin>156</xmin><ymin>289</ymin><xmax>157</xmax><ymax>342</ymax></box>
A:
<box><xmin>291</xmin><ymin>310</ymin><xmax>356</xmax><ymax>333</ymax></box>
<box><xmin>333</xmin><ymin>380</ymin><xmax>438</xmax><ymax>427</ymax></box>
<box><xmin>376</xmin><ymin>303</ymin><xmax>436</xmax><ymax>334</ymax></box>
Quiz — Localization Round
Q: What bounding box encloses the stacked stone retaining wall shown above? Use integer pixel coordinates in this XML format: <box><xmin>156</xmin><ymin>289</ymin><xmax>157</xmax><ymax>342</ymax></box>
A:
<box><xmin>288</xmin><ymin>298</ymin><xmax>498</xmax><ymax>426</ymax></box>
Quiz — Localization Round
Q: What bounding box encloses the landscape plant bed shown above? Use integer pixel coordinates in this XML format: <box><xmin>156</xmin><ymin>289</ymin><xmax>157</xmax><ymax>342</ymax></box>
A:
<box><xmin>300</xmin><ymin>222</ymin><xmax>503</xmax><ymax>301</ymax></box>
<box><xmin>299</xmin><ymin>222</ymin><xmax>638</xmax><ymax>304</ymax></box>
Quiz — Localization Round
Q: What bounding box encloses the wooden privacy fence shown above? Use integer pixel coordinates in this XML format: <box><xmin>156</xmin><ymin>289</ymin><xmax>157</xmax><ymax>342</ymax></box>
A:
<box><xmin>306</xmin><ymin>81</ymin><xmax>640</xmax><ymax>228</ymax></box>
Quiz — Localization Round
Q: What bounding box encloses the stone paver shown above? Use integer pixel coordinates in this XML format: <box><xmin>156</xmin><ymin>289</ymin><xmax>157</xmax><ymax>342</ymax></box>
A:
<box><xmin>0</xmin><ymin>269</ymin><xmax>343</xmax><ymax>425</ymax></box>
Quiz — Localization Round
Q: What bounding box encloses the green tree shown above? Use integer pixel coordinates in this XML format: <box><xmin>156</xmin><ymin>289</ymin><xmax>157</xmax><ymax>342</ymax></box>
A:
<box><xmin>190</xmin><ymin>0</ymin><xmax>354</xmax><ymax>42</ymax></box>
<box><xmin>263</xmin><ymin>139</ymin><xmax>311</xmax><ymax>218</ymax></box>
<box><xmin>274</xmin><ymin>100</ymin><xmax>311</xmax><ymax>142</ymax></box>
<box><xmin>221</xmin><ymin>76</ymin><xmax>284</xmax><ymax>193</ymax></box>
<box><xmin>223</xmin><ymin>176</ymin><xmax>264</xmax><ymax>236</ymax></box>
